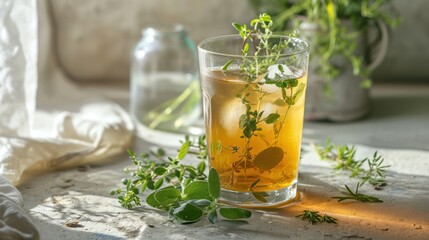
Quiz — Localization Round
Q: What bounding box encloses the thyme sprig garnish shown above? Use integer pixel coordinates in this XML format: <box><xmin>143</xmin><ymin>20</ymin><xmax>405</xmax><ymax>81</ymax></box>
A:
<box><xmin>315</xmin><ymin>140</ymin><xmax>390</xmax><ymax>189</ymax></box>
<box><xmin>333</xmin><ymin>184</ymin><xmax>383</xmax><ymax>203</ymax></box>
<box><xmin>296</xmin><ymin>210</ymin><xmax>338</xmax><ymax>225</ymax></box>
<box><xmin>220</xmin><ymin>13</ymin><xmax>306</xmax><ymax>202</ymax></box>
<box><xmin>110</xmin><ymin>135</ymin><xmax>251</xmax><ymax>224</ymax></box>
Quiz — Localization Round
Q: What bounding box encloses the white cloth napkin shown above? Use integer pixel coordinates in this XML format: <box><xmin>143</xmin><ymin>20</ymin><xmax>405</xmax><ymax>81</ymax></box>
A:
<box><xmin>0</xmin><ymin>0</ymin><xmax>135</xmax><ymax>239</ymax></box>
<box><xmin>0</xmin><ymin>175</ymin><xmax>39</xmax><ymax>239</ymax></box>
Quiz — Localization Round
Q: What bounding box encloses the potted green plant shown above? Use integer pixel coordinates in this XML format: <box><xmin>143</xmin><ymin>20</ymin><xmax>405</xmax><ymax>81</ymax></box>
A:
<box><xmin>250</xmin><ymin>0</ymin><xmax>400</xmax><ymax>121</ymax></box>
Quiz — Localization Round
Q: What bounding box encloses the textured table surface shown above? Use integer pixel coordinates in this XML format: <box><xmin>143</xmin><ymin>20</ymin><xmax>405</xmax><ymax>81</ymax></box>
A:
<box><xmin>19</xmin><ymin>84</ymin><xmax>429</xmax><ymax>240</ymax></box>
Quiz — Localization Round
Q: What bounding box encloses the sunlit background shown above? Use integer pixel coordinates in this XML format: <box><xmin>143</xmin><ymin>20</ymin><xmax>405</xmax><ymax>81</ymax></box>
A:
<box><xmin>47</xmin><ymin>0</ymin><xmax>429</xmax><ymax>84</ymax></box>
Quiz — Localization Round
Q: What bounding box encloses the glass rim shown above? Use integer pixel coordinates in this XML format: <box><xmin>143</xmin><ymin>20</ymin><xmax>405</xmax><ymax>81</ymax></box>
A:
<box><xmin>198</xmin><ymin>34</ymin><xmax>310</xmax><ymax>58</ymax></box>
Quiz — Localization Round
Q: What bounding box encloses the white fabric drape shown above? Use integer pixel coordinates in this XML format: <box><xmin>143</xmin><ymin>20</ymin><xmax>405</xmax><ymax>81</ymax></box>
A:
<box><xmin>0</xmin><ymin>0</ymin><xmax>135</xmax><ymax>238</ymax></box>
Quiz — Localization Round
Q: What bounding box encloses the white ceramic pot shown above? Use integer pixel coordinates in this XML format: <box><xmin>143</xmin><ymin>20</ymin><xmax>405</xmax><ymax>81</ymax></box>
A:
<box><xmin>301</xmin><ymin>20</ymin><xmax>389</xmax><ymax>121</ymax></box>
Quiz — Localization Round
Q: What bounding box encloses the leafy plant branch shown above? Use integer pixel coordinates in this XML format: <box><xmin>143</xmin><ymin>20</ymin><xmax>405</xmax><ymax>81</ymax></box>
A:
<box><xmin>110</xmin><ymin>135</ymin><xmax>252</xmax><ymax>224</ymax></box>
<box><xmin>250</xmin><ymin>0</ymin><xmax>401</xmax><ymax>90</ymax></box>
<box><xmin>315</xmin><ymin>139</ymin><xmax>389</xmax><ymax>189</ymax></box>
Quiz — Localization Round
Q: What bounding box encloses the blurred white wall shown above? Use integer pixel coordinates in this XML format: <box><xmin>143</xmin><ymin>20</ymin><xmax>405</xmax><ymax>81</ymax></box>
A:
<box><xmin>49</xmin><ymin>0</ymin><xmax>254</xmax><ymax>83</ymax></box>
<box><xmin>373</xmin><ymin>0</ymin><xmax>429</xmax><ymax>83</ymax></box>
<box><xmin>49</xmin><ymin>0</ymin><xmax>428</xmax><ymax>84</ymax></box>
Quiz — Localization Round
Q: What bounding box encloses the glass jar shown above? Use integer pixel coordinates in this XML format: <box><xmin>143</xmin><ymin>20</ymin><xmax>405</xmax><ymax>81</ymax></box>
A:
<box><xmin>130</xmin><ymin>24</ymin><xmax>202</xmax><ymax>147</ymax></box>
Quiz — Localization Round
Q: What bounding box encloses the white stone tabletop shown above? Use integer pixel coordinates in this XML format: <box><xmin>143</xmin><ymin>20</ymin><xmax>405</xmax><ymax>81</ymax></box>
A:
<box><xmin>18</xmin><ymin>84</ymin><xmax>429</xmax><ymax>240</ymax></box>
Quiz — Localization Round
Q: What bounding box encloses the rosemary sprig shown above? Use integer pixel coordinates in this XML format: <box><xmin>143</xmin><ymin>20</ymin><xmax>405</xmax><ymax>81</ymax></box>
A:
<box><xmin>296</xmin><ymin>210</ymin><xmax>338</xmax><ymax>224</ymax></box>
<box><xmin>333</xmin><ymin>184</ymin><xmax>383</xmax><ymax>203</ymax></box>
<box><xmin>361</xmin><ymin>151</ymin><xmax>389</xmax><ymax>189</ymax></box>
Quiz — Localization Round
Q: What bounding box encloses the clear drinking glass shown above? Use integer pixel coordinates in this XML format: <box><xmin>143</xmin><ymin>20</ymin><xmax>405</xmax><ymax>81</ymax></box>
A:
<box><xmin>198</xmin><ymin>35</ymin><xmax>309</xmax><ymax>207</ymax></box>
<box><xmin>130</xmin><ymin>24</ymin><xmax>202</xmax><ymax>147</ymax></box>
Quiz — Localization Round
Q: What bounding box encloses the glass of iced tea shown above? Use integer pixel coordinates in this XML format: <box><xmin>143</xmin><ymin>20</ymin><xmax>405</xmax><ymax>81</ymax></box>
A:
<box><xmin>198</xmin><ymin>34</ymin><xmax>309</xmax><ymax>207</ymax></box>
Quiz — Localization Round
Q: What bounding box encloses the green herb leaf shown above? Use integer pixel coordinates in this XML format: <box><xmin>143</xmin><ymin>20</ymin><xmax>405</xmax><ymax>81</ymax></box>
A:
<box><xmin>154</xmin><ymin>167</ymin><xmax>167</xmax><ymax>175</ymax></box>
<box><xmin>222</xmin><ymin>59</ymin><xmax>235</xmax><ymax>71</ymax></box>
<box><xmin>265</xmin><ymin>113</ymin><xmax>280</xmax><ymax>124</ymax></box>
<box><xmin>232</xmin><ymin>23</ymin><xmax>242</xmax><ymax>32</ymax></box>
<box><xmin>243</xmin><ymin>42</ymin><xmax>250</xmax><ymax>54</ymax></box>
<box><xmin>253</xmin><ymin>147</ymin><xmax>284</xmax><ymax>170</ymax></box>
<box><xmin>177</xmin><ymin>140</ymin><xmax>190</xmax><ymax>160</ymax></box>
<box><xmin>252</xmin><ymin>191</ymin><xmax>268</xmax><ymax>202</ymax></box>
<box><xmin>153</xmin><ymin>187</ymin><xmax>181</xmax><ymax>207</ymax></box>
<box><xmin>187</xmin><ymin>199</ymin><xmax>211</xmax><ymax>209</ymax></box>
<box><xmin>171</xmin><ymin>203</ymin><xmax>203</xmax><ymax>224</ymax></box>
<box><xmin>154</xmin><ymin>178</ymin><xmax>164</xmax><ymax>189</ymax></box>
<box><xmin>274</xmin><ymin>98</ymin><xmax>287</xmax><ymax>106</ymax></box>
<box><xmin>250</xmin><ymin>179</ymin><xmax>261</xmax><ymax>189</ymax></box>
<box><xmin>146</xmin><ymin>191</ymin><xmax>160</xmax><ymax>209</ymax></box>
<box><xmin>291</xmin><ymin>83</ymin><xmax>306</xmax><ymax>104</ymax></box>
<box><xmin>219</xmin><ymin>207</ymin><xmax>252</xmax><ymax>220</ymax></box>
<box><xmin>197</xmin><ymin>161</ymin><xmax>206</xmax><ymax>173</ymax></box>
<box><xmin>208</xmin><ymin>209</ymin><xmax>218</xmax><ymax>224</ymax></box>
<box><xmin>183</xmin><ymin>180</ymin><xmax>210</xmax><ymax>200</ymax></box>
<box><xmin>208</xmin><ymin>168</ymin><xmax>221</xmax><ymax>199</ymax></box>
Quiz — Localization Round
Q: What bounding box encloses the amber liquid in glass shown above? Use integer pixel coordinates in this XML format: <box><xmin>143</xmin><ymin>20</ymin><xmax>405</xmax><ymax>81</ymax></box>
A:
<box><xmin>202</xmin><ymin>69</ymin><xmax>307</xmax><ymax>193</ymax></box>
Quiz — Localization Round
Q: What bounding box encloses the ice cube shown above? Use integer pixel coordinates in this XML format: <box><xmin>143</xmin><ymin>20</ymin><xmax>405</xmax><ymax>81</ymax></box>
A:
<box><xmin>218</xmin><ymin>98</ymin><xmax>280</xmax><ymax>137</ymax></box>
<box><xmin>218</xmin><ymin>98</ymin><xmax>245</xmax><ymax>136</ymax></box>
<box><xmin>266</xmin><ymin>64</ymin><xmax>293</xmax><ymax>79</ymax></box>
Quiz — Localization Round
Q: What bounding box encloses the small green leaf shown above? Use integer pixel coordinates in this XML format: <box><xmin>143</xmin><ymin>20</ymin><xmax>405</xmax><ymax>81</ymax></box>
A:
<box><xmin>141</xmin><ymin>180</ymin><xmax>147</xmax><ymax>192</ymax></box>
<box><xmin>289</xmin><ymin>78</ymin><xmax>298</xmax><ymax>87</ymax></box>
<box><xmin>157</xmin><ymin>148</ymin><xmax>166</xmax><ymax>156</ymax></box>
<box><xmin>208</xmin><ymin>209</ymin><xmax>218</xmax><ymax>224</ymax></box>
<box><xmin>252</xmin><ymin>192</ymin><xmax>268</xmax><ymax>202</ymax></box>
<box><xmin>208</xmin><ymin>168</ymin><xmax>221</xmax><ymax>199</ymax></box>
<box><xmin>122</xmin><ymin>178</ymin><xmax>129</xmax><ymax>185</ymax></box>
<box><xmin>232</xmin><ymin>23</ymin><xmax>242</xmax><ymax>32</ymax></box>
<box><xmin>243</xmin><ymin>127</ymin><xmax>252</xmax><ymax>139</ymax></box>
<box><xmin>222</xmin><ymin>59</ymin><xmax>235</xmax><ymax>71</ymax></box>
<box><xmin>250</xmin><ymin>18</ymin><xmax>259</xmax><ymax>26</ymax></box>
<box><xmin>219</xmin><ymin>207</ymin><xmax>252</xmax><ymax>220</ymax></box>
<box><xmin>197</xmin><ymin>161</ymin><xmax>206</xmax><ymax>173</ymax></box>
<box><xmin>274</xmin><ymin>98</ymin><xmax>287</xmax><ymax>106</ymax></box>
<box><xmin>154</xmin><ymin>167</ymin><xmax>167</xmax><ymax>175</ymax></box>
<box><xmin>184</xmin><ymin>180</ymin><xmax>210</xmax><ymax>200</ymax></box>
<box><xmin>281</xmin><ymin>87</ymin><xmax>287</xmax><ymax>100</ymax></box>
<box><xmin>153</xmin><ymin>187</ymin><xmax>181</xmax><ymax>207</ymax></box>
<box><xmin>146</xmin><ymin>191</ymin><xmax>162</xmax><ymax>209</ymax></box>
<box><xmin>265</xmin><ymin>113</ymin><xmax>280</xmax><ymax>124</ymax></box>
<box><xmin>183</xmin><ymin>178</ymin><xmax>192</xmax><ymax>187</ymax></box>
<box><xmin>243</xmin><ymin>43</ymin><xmax>249</xmax><ymax>54</ymax></box>
<box><xmin>250</xmin><ymin>179</ymin><xmax>260</xmax><ymax>189</ymax></box>
<box><xmin>177</xmin><ymin>140</ymin><xmax>190</xmax><ymax>160</ymax></box>
<box><xmin>171</xmin><ymin>203</ymin><xmax>203</xmax><ymax>224</ymax></box>
<box><xmin>187</xmin><ymin>199</ymin><xmax>211</xmax><ymax>209</ymax></box>
<box><xmin>291</xmin><ymin>83</ymin><xmax>306</xmax><ymax>105</ymax></box>
<box><xmin>146</xmin><ymin>179</ymin><xmax>155</xmax><ymax>190</ymax></box>
<box><xmin>239</xmin><ymin>114</ymin><xmax>247</xmax><ymax>129</ymax></box>
<box><xmin>253</xmin><ymin>147</ymin><xmax>284</xmax><ymax>170</ymax></box>
<box><xmin>154</xmin><ymin>178</ymin><xmax>164</xmax><ymax>189</ymax></box>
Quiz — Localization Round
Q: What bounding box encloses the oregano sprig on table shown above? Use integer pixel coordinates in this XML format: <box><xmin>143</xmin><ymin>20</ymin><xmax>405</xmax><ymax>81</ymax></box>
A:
<box><xmin>315</xmin><ymin>139</ymin><xmax>390</xmax><ymax>189</ymax></box>
<box><xmin>110</xmin><ymin>135</ymin><xmax>251</xmax><ymax>224</ymax></box>
<box><xmin>314</xmin><ymin>139</ymin><xmax>389</xmax><ymax>203</ymax></box>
